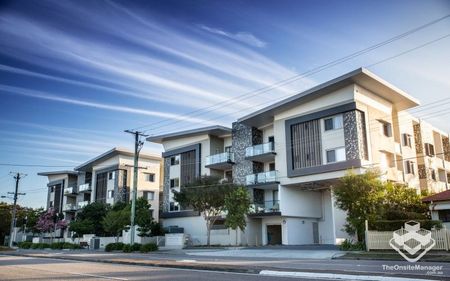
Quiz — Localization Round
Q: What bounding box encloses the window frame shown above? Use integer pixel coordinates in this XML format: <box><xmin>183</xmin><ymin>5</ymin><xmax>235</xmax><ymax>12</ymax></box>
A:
<box><xmin>324</xmin><ymin>115</ymin><xmax>343</xmax><ymax>131</ymax></box>
<box><xmin>170</xmin><ymin>178</ymin><xmax>179</xmax><ymax>188</ymax></box>
<box><xmin>326</xmin><ymin>147</ymin><xmax>346</xmax><ymax>163</ymax></box>
<box><xmin>170</xmin><ymin>155</ymin><xmax>180</xmax><ymax>166</ymax></box>
<box><xmin>107</xmin><ymin>190</ymin><xmax>114</xmax><ymax>199</ymax></box>
<box><xmin>145</xmin><ymin>173</ymin><xmax>155</xmax><ymax>182</ymax></box>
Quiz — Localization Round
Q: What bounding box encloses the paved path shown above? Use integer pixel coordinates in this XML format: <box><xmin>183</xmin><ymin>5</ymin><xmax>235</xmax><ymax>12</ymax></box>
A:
<box><xmin>185</xmin><ymin>248</ymin><xmax>344</xmax><ymax>259</ymax></box>
<box><xmin>3</xmin><ymin>249</ymin><xmax>448</xmax><ymax>280</ymax></box>
<box><xmin>0</xmin><ymin>255</ymin><xmax>324</xmax><ymax>281</ymax></box>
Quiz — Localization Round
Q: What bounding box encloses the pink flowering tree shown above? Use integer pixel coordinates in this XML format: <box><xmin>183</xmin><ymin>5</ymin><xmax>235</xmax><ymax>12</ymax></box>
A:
<box><xmin>35</xmin><ymin>208</ymin><xmax>68</xmax><ymax>241</ymax></box>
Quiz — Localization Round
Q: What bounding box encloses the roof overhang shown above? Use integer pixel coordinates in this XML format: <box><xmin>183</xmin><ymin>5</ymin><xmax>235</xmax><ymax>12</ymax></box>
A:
<box><xmin>75</xmin><ymin>147</ymin><xmax>161</xmax><ymax>172</ymax></box>
<box><xmin>146</xmin><ymin>125</ymin><xmax>232</xmax><ymax>144</ymax></box>
<box><xmin>37</xmin><ymin>170</ymin><xmax>78</xmax><ymax>176</ymax></box>
<box><xmin>238</xmin><ymin>68</ymin><xmax>420</xmax><ymax>128</ymax></box>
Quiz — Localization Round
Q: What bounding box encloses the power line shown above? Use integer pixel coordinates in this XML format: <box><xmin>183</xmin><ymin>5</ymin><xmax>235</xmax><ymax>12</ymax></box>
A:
<box><xmin>130</xmin><ymin>14</ymin><xmax>449</xmax><ymax>133</ymax></box>
<box><xmin>145</xmin><ymin>33</ymin><xmax>450</xmax><ymax>136</ymax></box>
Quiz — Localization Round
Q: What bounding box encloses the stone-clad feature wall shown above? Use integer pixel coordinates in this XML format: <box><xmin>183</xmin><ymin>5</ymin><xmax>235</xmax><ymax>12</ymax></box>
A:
<box><xmin>344</xmin><ymin>110</ymin><xmax>368</xmax><ymax>161</ymax></box>
<box><xmin>163</xmin><ymin>157</ymin><xmax>170</xmax><ymax>212</ymax></box>
<box><xmin>443</xmin><ymin>137</ymin><xmax>450</xmax><ymax>162</ymax></box>
<box><xmin>232</xmin><ymin>122</ymin><xmax>262</xmax><ymax>185</ymax></box>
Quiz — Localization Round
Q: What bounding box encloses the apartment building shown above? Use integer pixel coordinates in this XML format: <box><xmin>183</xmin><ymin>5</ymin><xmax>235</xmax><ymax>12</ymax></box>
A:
<box><xmin>39</xmin><ymin>147</ymin><xmax>162</xmax><ymax>238</ymax></box>
<box><xmin>148</xmin><ymin>68</ymin><xmax>450</xmax><ymax>246</ymax></box>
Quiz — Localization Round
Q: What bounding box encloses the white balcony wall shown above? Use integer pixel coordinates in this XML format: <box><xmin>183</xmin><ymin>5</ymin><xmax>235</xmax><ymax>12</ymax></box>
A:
<box><xmin>279</xmin><ymin>186</ymin><xmax>322</xmax><ymax>218</ymax></box>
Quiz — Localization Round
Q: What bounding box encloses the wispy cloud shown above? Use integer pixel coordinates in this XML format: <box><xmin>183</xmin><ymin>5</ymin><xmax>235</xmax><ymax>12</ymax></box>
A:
<box><xmin>0</xmin><ymin>85</ymin><xmax>215</xmax><ymax>125</ymax></box>
<box><xmin>200</xmin><ymin>25</ymin><xmax>267</xmax><ymax>48</ymax></box>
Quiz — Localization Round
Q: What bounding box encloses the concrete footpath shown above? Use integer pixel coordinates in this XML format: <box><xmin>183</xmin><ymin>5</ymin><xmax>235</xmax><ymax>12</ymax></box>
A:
<box><xmin>1</xmin><ymin>249</ymin><xmax>448</xmax><ymax>280</ymax></box>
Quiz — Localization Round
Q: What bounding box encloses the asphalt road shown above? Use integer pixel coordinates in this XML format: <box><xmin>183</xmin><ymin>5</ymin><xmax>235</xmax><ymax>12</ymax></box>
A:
<box><xmin>0</xmin><ymin>255</ymin><xmax>313</xmax><ymax>281</ymax></box>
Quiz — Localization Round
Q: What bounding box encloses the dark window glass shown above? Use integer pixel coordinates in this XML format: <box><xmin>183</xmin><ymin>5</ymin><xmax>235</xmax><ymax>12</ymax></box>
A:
<box><xmin>170</xmin><ymin>178</ymin><xmax>179</xmax><ymax>188</ymax></box>
<box><xmin>326</xmin><ymin>150</ymin><xmax>336</xmax><ymax>163</ymax></box>
<box><xmin>439</xmin><ymin>210</ymin><xmax>450</xmax><ymax>222</ymax></box>
<box><xmin>269</xmin><ymin>163</ymin><xmax>275</xmax><ymax>171</ymax></box>
<box><xmin>324</xmin><ymin>118</ymin><xmax>333</xmax><ymax>131</ymax></box>
<box><xmin>170</xmin><ymin>155</ymin><xmax>180</xmax><ymax>165</ymax></box>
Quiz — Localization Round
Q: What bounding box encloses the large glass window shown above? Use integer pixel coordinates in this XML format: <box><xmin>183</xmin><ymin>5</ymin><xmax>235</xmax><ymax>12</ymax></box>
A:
<box><xmin>170</xmin><ymin>155</ymin><xmax>180</xmax><ymax>165</ymax></box>
<box><xmin>326</xmin><ymin>147</ymin><xmax>346</xmax><ymax>163</ymax></box>
<box><xmin>324</xmin><ymin>115</ymin><xmax>343</xmax><ymax>131</ymax></box>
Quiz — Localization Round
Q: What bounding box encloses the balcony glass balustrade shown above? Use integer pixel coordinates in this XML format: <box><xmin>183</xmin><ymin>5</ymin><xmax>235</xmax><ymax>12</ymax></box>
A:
<box><xmin>64</xmin><ymin>187</ymin><xmax>77</xmax><ymax>195</ymax></box>
<box><xmin>246</xmin><ymin>170</ymin><xmax>279</xmax><ymax>185</ymax></box>
<box><xmin>77</xmin><ymin>201</ymin><xmax>89</xmax><ymax>209</ymax></box>
<box><xmin>78</xmin><ymin>183</ymin><xmax>91</xmax><ymax>192</ymax></box>
<box><xmin>245</xmin><ymin>142</ymin><xmax>275</xmax><ymax>158</ymax></box>
<box><xmin>63</xmin><ymin>203</ymin><xmax>77</xmax><ymax>211</ymax></box>
<box><xmin>205</xmin><ymin>152</ymin><xmax>234</xmax><ymax>166</ymax></box>
<box><xmin>250</xmin><ymin>200</ymin><xmax>280</xmax><ymax>214</ymax></box>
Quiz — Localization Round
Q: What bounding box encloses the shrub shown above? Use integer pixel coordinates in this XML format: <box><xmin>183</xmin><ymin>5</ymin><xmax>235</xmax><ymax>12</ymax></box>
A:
<box><xmin>122</xmin><ymin>244</ymin><xmax>132</xmax><ymax>253</ymax></box>
<box><xmin>339</xmin><ymin>239</ymin><xmax>365</xmax><ymax>251</ymax></box>
<box><xmin>38</xmin><ymin>243</ymin><xmax>50</xmax><ymax>249</ymax></box>
<box><xmin>50</xmin><ymin>242</ymin><xmax>65</xmax><ymax>250</ymax></box>
<box><xmin>105</xmin><ymin>242</ymin><xmax>125</xmax><ymax>252</ymax></box>
<box><xmin>30</xmin><ymin>243</ymin><xmax>39</xmax><ymax>249</ymax></box>
<box><xmin>131</xmin><ymin>243</ymin><xmax>141</xmax><ymax>252</ymax></box>
<box><xmin>140</xmin><ymin>243</ymin><xmax>158</xmax><ymax>253</ymax></box>
<box><xmin>18</xmin><ymin>242</ymin><xmax>32</xmax><ymax>249</ymax></box>
<box><xmin>371</xmin><ymin>220</ymin><xmax>442</xmax><ymax>231</ymax></box>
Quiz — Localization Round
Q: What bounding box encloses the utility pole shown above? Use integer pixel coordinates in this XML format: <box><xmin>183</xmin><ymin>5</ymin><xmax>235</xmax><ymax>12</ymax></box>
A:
<box><xmin>8</xmin><ymin>172</ymin><xmax>26</xmax><ymax>247</ymax></box>
<box><xmin>124</xmin><ymin>130</ymin><xmax>148</xmax><ymax>245</ymax></box>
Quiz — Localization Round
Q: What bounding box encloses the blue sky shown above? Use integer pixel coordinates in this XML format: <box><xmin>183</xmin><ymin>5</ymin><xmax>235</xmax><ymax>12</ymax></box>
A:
<box><xmin>0</xmin><ymin>0</ymin><xmax>449</xmax><ymax>208</ymax></box>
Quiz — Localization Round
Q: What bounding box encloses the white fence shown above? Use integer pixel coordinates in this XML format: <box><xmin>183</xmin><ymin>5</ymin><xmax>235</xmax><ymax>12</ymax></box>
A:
<box><xmin>365</xmin><ymin>225</ymin><xmax>449</xmax><ymax>251</ymax></box>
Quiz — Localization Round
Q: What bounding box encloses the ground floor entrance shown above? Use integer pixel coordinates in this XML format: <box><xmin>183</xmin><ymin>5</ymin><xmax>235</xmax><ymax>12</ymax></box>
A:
<box><xmin>266</xmin><ymin>224</ymin><xmax>282</xmax><ymax>245</ymax></box>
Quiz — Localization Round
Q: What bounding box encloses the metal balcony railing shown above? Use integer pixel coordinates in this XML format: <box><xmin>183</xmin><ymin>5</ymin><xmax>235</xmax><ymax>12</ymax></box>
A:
<box><xmin>246</xmin><ymin>170</ymin><xmax>279</xmax><ymax>185</ymax></box>
<box><xmin>205</xmin><ymin>152</ymin><xmax>234</xmax><ymax>166</ymax></box>
<box><xmin>250</xmin><ymin>200</ymin><xmax>280</xmax><ymax>214</ymax></box>
<box><xmin>78</xmin><ymin>183</ymin><xmax>91</xmax><ymax>192</ymax></box>
<box><xmin>245</xmin><ymin>142</ymin><xmax>275</xmax><ymax>157</ymax></box>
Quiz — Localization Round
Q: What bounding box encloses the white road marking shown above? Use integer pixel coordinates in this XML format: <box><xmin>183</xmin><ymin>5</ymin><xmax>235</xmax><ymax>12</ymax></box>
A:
<box><xmin>259</xmin><ymin>270</ymin><xmax>436</xmax><ymax>281</ymax></box>
<box><xmin>177</xmin><ymin>259</ymin><xmax>197</xmax><ymax>262</ymax></box>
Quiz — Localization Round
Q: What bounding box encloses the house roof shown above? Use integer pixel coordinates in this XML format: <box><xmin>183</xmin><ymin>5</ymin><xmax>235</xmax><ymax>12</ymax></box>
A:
<box><xmin>75</xmin><ymin>147</ymin><xmax>161</xmax><ymax>171</ymax></box>
<box><xmin>422</xmin><ymin>190</ymin><xmax>450</xmax><ymax>203</ymax></box>
<box><xmin>37</xmin><ymin>170</ymin><xmax>78</xmax><ymax>176</ymax></box>
<box><xmin>146</xmin><ymin>125</ymin><xmax>231</xmax><ymax>144</ymax></box>
<box><xmin>238</xmin><ymin>68</ymin><xmax>420</xmax><ymax>127</ymax></box>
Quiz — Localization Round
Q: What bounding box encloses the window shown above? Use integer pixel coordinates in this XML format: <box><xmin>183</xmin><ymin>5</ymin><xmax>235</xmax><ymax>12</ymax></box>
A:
<box><xmin>405</xmin><ymin>160</ymin><xmax>415</xmax><ymax>175</ymax></box>
<box><xmin>425</xmin><ymin>143</ymin><xmax>435</xmax><ymax>157</ymax></box>
<box><xmin>402</xmin><ymin>133</ymin><xmax>412</xmax><ymax>148</ymax></box>
<box><xmin>145</xmin><ymin>173</ymin><xmax>155</xmax><ymax>182</ymax></box>
<box><xmin>269</xmin><ymin>162</ymin><xmax>276</xmax><ymax>171</ymax></box>
<box><xmin>430</xmin><ymin>169</ymin><xmax>437</xmax><ymax>181</ymax></box>
<box><xmin>49</xmin><ymin>201</ymin><xmax>53</xmax><ymax>207</ymax></box>
<box><xmin>108</xmin><ymin>172</ymin><xmax>114</xmax><ymax>180</ymax></box>
<box><xmin>324</xmin><ymin>115</ymin><xmax>343</xmax><ymax>131</ymax></box>
<box><xmin>169</xmin><ymin>202</ymin><xmax>179</xmax><ymax>212</ymax></box>
<box><xmin>107</xmin><ymin>190</ymin><xmax>114</xmax><ymax>199</ymax></box>
<box><xmin>225</xmin><ymin>170</ymin><xmax>232</xmax><ymax>182</ymax></box>
<box><xmin>50</xmin><ymin>186</ymin><xmax>55</xmax><ymax>192</ymax></box>
<box><xmin>211</xmin><ymin>218</ymin><xmax>227</xmax><ymax>230</ymax></box>
<box><xmin>438</xmin><ymin>210</ymin><xmax>450</xmax><ymax>222</ymax></box>
<box><xmin>224</xmin><ymin>146</ymin><xmax>232</xmax><ymax>153</ymax></box>
<box><xmin>326</xmin><ymin>147</ymin><xmax>346</xmax><ymax>163</ymax></box>
<box><xmin>170</xmin><ymin>178</ymin><xmax>179</xmax><ymax>188</ymax></box>
<box><xmin>170</xmin><ymin>155</ymin><xmax>180</xmax><ymax>166</ymax></box>
<box><xmin>379</xmin><ymin>120</ymin><xmax>392</xmax><ymax>137</ymax></box>
<box><xmin>143</xmin><ymin>191</ymin><xmax>155</xmax><ymax>200</ymax></box>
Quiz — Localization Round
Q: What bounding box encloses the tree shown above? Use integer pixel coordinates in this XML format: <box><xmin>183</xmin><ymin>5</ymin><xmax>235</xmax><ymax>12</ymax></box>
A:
<box><xmin>334</xmin><ymin>169</ymin><xmax>431</xmax><ymax>241</ymax></box>
<box><xmin>0</xmin><ymin>203</ymin><xmax>43</xmax><ymax>244</ymax></box>
<box><xmin>224</xmin><ymin>187</ymin><xmax>251</xmax><ymax>245</ymax></box>
<box><xmin>333</xmin><ymin>170</ymin><xmax>385</xmax><ymax>241</ymax></box>
<box><xmin>71</xmin><ymin>202</ymin><xmax>110</xmax><ymax>236</ymax></box>
<box><xmin>174</xmin><ymin>176</ymin><xmax>244</xmax><ymax>246</ymax></box>
<box><xmin>135</xmin><ymin>197</ymin><xmax>154</xmax><ymax>237</ymax></box>
<box><xmin>102</xmin><ymin>206</ymin><xmax>130</xmax><ymax>242</ymax></box>
<box><xmin>35</xmin><ymin>208</ymin><xmax>68</xmax><ymax>241</ymax></box>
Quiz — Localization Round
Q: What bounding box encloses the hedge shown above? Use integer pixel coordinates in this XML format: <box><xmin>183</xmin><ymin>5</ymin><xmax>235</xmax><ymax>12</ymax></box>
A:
<box><xmin>140</xmin><ymin>243</ymin><xmax>158</xmax><ymax>252</ymax></box>
<box><xmin>18</xmin><ymin>242</ymin><xmax>81</xmax><ymax>250</ymax></box>
<box><xmin>370</xmin><ymin>220</ymin><xmax>442</xmax><ymax>231</ymax></box>
<box><xmin>105</xmin><ymin>242</ymin><xmax>125</xmax><ymax>252</ymax></box>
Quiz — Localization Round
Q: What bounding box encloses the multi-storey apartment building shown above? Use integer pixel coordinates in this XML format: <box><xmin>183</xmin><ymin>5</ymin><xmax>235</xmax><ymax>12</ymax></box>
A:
<box><xmin>39</xmin><ymin>147</ymin><xmax>162</xmax><ymax>237</ymax></box>
<box><xmin>148</xmin><ymin>68</ymin><xmax>450</xmax><ymax>246</ymax></box>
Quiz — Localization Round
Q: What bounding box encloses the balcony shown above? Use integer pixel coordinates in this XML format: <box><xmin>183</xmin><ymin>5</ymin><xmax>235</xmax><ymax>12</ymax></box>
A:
<box><xmin>64</xmin><ymin>187</ymin><xmax>77</xmax><ymax>196</ymax></box>
<box><xmin>77</xmin><ymin>201</ymin><xmax>89</xmax><ymax>209</ymax></box>
<box><xmin>246</xmin><ymin>170</ymin><xmax>279</xmax><ymax>189</ymax></box>
<box><xmin>205</xmin><ymin>152</ymin><xmax>234</xmax><ymax>170</ymax></box>
<box><xmin>245</xmin><ymin>142</ymin><xmax>276</xmax><ymax>162</ymax></box>
<box><xmin>63</xmin><ymin>203</ymin><xmax>77</xmax><ymax>212</ymax></box>
<box><xmin>78</xmin><ymin>183</ymin><xmax>91</xmax><ymax>193</ymax></box>
<box><xmin>249</xmin><ymin>200</ymin><xmax>280</xmax><ymax>216</ymax></box>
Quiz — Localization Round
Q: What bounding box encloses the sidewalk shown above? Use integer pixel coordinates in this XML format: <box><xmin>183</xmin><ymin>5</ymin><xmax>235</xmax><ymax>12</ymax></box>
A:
<box><xmin>1</xmin><ymin>248</ymin><xmax>448</xmax><ymax>280</ymax></box>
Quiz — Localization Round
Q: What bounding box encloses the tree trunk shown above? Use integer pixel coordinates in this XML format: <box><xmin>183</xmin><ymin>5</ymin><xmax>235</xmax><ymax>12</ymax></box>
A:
<box><xmin>206</xmin><ymin>222</ymin><xmax>211</xmax><ymax>246</ymax></box>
